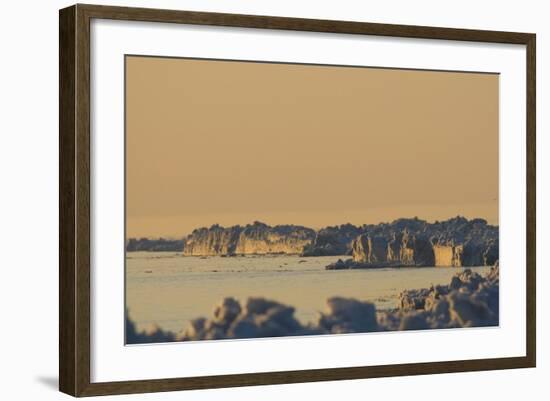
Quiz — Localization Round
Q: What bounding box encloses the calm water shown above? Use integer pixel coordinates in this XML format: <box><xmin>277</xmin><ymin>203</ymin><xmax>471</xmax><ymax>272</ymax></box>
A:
<box><xmin>126</xmin><ymin>252</ymin><xmax>491</xmax><ymax>333</ymax></box>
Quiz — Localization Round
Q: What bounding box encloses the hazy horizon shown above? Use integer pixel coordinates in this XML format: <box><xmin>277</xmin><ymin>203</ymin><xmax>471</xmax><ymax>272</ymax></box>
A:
<box><xmin>127</xmin><ymin>213</ymin><xmax>498</xmax><ymax>239</ymax></box>
<box><xmin>126</xmin><ymin>56</ymin><xmax>498</xmax><ymax>238</ymax></box>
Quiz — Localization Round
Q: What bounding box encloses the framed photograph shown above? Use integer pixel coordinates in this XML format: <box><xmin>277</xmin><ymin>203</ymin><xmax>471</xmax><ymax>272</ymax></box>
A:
<box><xmin>59</xmin><ymin>4</ymin><xmax>536</xmax><ymax>397</ymax></box>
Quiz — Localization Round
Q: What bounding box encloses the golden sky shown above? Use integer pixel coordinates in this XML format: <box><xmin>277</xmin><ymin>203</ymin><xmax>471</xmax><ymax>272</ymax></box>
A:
<box><xmin>126</xmin><ymin>56</ymin><xmax>499</xmax><ymax>238</ymax></box>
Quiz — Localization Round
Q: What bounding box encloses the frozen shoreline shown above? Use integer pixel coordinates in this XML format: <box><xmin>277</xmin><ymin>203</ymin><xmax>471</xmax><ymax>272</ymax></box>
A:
<box><xmin>126</xmin><ymin>263</ymin><xmax>499</xmax><ymax>344</ymax></box>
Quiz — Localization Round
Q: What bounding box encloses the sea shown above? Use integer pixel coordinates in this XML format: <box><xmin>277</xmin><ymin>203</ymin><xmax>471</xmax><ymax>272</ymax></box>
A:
<box><xmin>126</xmin><ymin>252</ymin><xmax>491</xmax><ymax>333</ymax></box>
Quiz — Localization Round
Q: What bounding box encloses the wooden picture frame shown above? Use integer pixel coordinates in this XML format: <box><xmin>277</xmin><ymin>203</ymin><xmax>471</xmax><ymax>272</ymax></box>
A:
<box><xmin>59</xmin><ymin>3</ymin><xmax>536</xmax><ymax>397</ymax></box>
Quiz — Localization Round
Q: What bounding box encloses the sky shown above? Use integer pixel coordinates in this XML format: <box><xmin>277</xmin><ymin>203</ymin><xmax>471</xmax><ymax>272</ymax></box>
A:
<box><xmin>126</xmin><ymin>56</ymin><xmax>499</xmax><ymax>238</ymax></box>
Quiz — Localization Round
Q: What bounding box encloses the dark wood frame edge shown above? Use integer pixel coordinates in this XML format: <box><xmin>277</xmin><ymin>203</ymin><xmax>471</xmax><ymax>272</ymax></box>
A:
<box><xmin>59</xmin><ymin>3</ymin><xmax>536</xmax><ymax>397</ymax></box>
